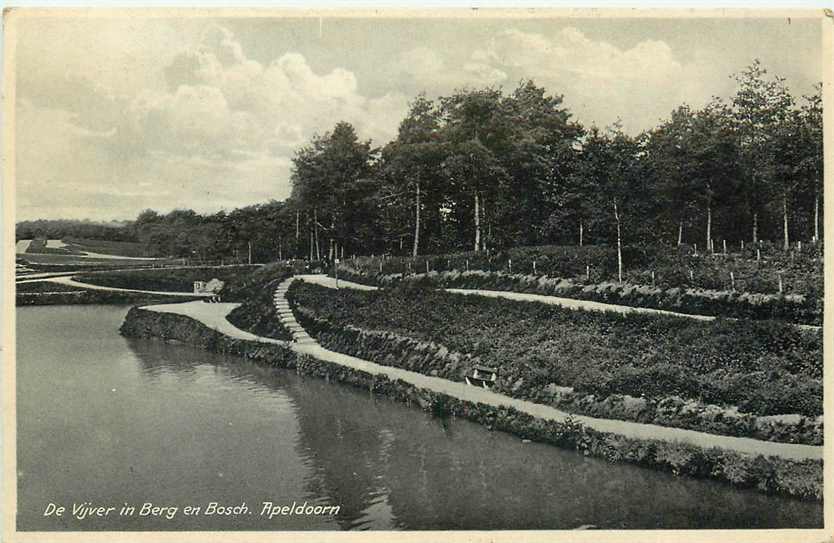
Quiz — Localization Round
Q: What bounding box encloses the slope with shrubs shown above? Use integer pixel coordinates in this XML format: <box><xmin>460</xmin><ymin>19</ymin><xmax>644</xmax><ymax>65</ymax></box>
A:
<box><xmin>289</xmin><ymin>282</ymin><xmax>822</xmax><ymax>443</ymax></box>
<box><xmin>333</xmin><ymin>265</ymin><xmax>821</xmax><ymax>326</ymax></box>
<box><xmin>342</xmin><ymin>243</ymin><xmax>822</xmax><ymax>296</ymax></box>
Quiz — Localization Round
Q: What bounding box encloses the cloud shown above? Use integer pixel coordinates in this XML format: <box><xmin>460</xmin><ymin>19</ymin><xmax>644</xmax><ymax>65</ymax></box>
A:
<box><xmin>16</xmin><ymin>23</ymin><xmax>410</xmax><ymax>220</ymax></box>
<box><xmin>393</xmin><ymin>46</ymin><xmax>508</xmax><ymax>93</ymax></box>
<box><xmin>470</xmin><ymin>27</ymin><xmax>709</xmax><ymax>131</ymax></box>
<box><xmin>132</xmin><ymin>26</ymin><xmax>408</xmax><ymax>159</ymax></box>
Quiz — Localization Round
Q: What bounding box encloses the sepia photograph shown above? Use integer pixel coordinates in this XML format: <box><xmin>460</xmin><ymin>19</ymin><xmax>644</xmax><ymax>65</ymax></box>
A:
<box><xmin>2</xmin><ymin>7</ymin><xmax>831</xmax><ymax>539</ymax></box>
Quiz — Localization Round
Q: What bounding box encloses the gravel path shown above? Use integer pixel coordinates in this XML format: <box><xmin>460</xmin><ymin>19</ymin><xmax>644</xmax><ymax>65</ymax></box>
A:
<box><xmin>139</xmin><ymin>282</ymin><xmax>822</xmax><ymax>461</ymax></box>
<box><xmin>298</xmin><ymin>274</ymin><xmax>820</xmax><ymax>331</ymax></box>
<box><xmin>15</xmin><ymin>240</ymin><xmax>32</xmax><ymax>254</ymax></box>
<box><xmin>40</xmin><ymin>276</ymin><xmax>212</xmax><ymax>297</ymax></box>
<box><xmin>145</xmin><ymin>301</ymin><xmax>289</xmax><ymax>344</ymax></box>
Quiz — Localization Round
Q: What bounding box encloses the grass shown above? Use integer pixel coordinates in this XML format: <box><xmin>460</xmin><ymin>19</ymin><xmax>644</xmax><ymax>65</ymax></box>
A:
<box><xmin>64</xmin><ymin>237</ymin><xmax>155</xmax><ymax>257</ymax></box>
<box><xmin>75</xmin><ymin>266</ymin><xmax>258</xmax><ymax>293</ymax></box>
<box><xmin>16</xmin><ymin>281</ymin><xmax>89</xmax><ymax>293</ymax></box>
<box><xmin>18</xmin><ymin>253</ymin><xmax>172</xmax><ymax>267</ymax></box>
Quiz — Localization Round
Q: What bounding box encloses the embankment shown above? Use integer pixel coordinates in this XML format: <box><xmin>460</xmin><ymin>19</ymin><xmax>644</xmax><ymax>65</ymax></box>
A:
<box><xmin>16</xmin><ymin>289</ymin><xmax>201</xmax><ymax>306</ymax></box>
<box><xmin>119</xmin><ymin>306</ymin><xmax>823</xmax><ymax>501</ymax></box>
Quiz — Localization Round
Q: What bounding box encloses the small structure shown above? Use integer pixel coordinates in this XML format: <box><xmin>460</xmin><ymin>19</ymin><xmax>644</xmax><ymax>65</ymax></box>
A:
<box><xmin>465</xmin><ymin>364</ymin><xmax>500</xmax><ymax>389</ymax></box>
<box><xmin>193</xmin><ymin>278</ymin><xmax>225</xmax><ymax>294</ymax></box>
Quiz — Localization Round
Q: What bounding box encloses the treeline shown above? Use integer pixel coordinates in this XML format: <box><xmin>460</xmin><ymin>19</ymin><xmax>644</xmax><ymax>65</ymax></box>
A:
<box><xmin>16</xmin><ymin>61</ymin><xmax>822</xmax><ymax>266</ymax></box>
<box><xmin>15</xmin><ymin>219</ymin><xmax>133</xmax><ymax>242</ymax></box>
<box><xmin>286</xmin><ymin>60</ymin><xmax>822</xmax><ymax>280</ymax></box>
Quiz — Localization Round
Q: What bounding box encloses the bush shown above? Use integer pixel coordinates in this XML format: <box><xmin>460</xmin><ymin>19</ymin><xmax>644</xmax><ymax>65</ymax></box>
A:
<box><xmin>334</xmin><ymin>265</ymin><xmax>821</xmax><ymax>325</ymax></box>
<box><xmin>290</xmin><ymin>282</ymin><xmax>822</xmax><ymax>419</ymax></box>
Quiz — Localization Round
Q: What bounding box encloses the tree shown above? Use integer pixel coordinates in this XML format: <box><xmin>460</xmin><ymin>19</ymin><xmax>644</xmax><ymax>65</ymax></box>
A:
<box><xmin>499</xmin><ymin>81</ymin><xmax>583</xmax><ymax>246</ymax></box>
<box><xmin>731</xmin><ymin>60</ymin><xmax>794</xmax><ymax>244</ymax></box>
<box><xmin>798</xmin><ymin>85</ymin><xmax>823</xmax><ymax>243</ymax></box>
<box><xmin>577</xmin><ymin>124</ymin><xmax>642</xmax><ymax>282</ymax></box>
<box><xmin>382</xmin><ymin>95</ymin><xmax>446</xmax><ymax>256</ymax></box>
<box><xmin>438</xmin><ymin>88</ymin><xmax>513</xmax><ymax>252</ymax></box>
<box><xmin>689</xmin><ymin>99</ymin><xmax>741</xmax><ymax>252</ymax></box>
<box><xmin>645</xmin><ymin>105</ymin><xmax>700</xmax><ymax>245</ymax></box>
<box><xmin>289</xmin><ymin>122</ymin><xmax>374</xmax><ymax>259</ymax></box>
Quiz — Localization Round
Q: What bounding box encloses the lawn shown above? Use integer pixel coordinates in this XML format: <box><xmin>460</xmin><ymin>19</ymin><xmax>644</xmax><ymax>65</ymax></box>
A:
<box><xmin>64</xmin><ymin>237</ymin><xmax>157</xmax><ymax>258</ymax></box>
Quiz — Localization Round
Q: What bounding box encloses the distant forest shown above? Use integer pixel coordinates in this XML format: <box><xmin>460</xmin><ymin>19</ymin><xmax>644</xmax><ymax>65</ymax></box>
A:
<box><xmin>17</xmin><ymin>61</ymin><xmax>823</xmax><ymax>263</ymax></box>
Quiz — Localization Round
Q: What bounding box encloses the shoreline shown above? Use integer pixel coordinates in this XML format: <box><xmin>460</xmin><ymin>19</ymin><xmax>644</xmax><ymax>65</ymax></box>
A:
<box><xmin>119</xmin><ymin>305</ymin><xmax>822</xmax><ymax>502</ymax></box>
<box><xmin>15</xmin><ymin>291</ymin><xmax>203</xmax><ymax>306</ymax></box>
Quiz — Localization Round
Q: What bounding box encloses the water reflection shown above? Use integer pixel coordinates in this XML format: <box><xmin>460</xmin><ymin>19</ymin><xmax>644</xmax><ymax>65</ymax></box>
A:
<box><xmin>17</xmin><ymin>306</ymin><xmax>823</xmax><ymax>531</ymax></box>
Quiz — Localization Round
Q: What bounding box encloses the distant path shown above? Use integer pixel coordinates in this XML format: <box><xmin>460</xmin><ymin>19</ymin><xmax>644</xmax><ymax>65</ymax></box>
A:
<box><xmin>36</xmin><ymin>276</ymin><xmax>212</xmax><ymax>297</ymax></box>
<box><xmin>299</xmin><ymin>274</ymin><xmax>820</xmax><ymax>331</ymax></box>
<box><xmin>298</xmin><ymin>274</ymin><xmax>379</xmax><ymax>291</ymax></box>
<box><xmin>15</xmin><ymin>240</ymin><xmax>32</xmax><ymax>254</ymax></box>
<box><xmin>139</xmin><ymin>289</ymin><xmax>822</xmax><ymax>461</ymax></box>
<box><xmin>15</xmin><ymin>264</ymin><xmax>260</xmax><ymax>283</ymax></box>
<box><xmin>446</xmin><ymin>288</ymin><xmax>715</xmax><ymax>320</ymax></box>
<box><xmin>15</xmin><ymin>239</ymin><xmax>167</xmax><ymax>260</ymax></box>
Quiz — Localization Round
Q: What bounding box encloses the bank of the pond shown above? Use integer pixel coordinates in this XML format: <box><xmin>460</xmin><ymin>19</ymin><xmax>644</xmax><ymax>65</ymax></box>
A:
<box><xmin>120</xmin><ymin>306</ymin><xmax>822</xmax><ymax>501</ymax></box>
<box><xmin>16</xmin><ymin>289</ymin><xmax>201</xmax><ymax>306</ymax></box>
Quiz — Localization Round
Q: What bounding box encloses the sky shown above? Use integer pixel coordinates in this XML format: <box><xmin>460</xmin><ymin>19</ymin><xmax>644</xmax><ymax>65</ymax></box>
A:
<box><xmin>12</xmin><ymin>13</ymin><xmax>824</xmax><ymax>222</ymax></box>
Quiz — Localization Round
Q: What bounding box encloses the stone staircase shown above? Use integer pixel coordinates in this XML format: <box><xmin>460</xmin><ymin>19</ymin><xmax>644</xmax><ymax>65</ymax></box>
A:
<box><xmin>273</xmin><ymin>277</ymin><xmax>317</xmax><ymax>345</ymax></box>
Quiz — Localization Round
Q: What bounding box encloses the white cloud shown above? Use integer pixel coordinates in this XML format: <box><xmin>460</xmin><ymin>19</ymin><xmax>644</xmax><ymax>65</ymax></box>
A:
<box><xmin>394</xmin><ymin>46</ymin><xmax>508</xmax><ymax>93</ymax></box>
<box><xmin>472</xmin><ymin>27</ymin><xmax>707</xmax><ymax>131</ymax></box>
<box><xmin>16</xmin><ymin>23</ymin><xmax>410</xmax><ymax>220</ymax></box>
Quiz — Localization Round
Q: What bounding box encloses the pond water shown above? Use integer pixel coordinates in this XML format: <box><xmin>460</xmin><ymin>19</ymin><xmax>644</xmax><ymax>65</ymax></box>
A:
<box><xmin>16</xmin><ymin>305</ymin><xmax>822</xmax><ymax>531</ymax></box>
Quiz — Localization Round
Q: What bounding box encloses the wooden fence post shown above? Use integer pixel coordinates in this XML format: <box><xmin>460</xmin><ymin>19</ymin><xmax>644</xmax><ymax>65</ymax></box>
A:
<box><xmin>533</xmin><ymin>260</ymin><xmax>536</xmax><ymax>275</ymax></box>
<box><xmin>730</xmin><ymin>271</ymin><xmax>735</xmax><ymax>291</ymax></box>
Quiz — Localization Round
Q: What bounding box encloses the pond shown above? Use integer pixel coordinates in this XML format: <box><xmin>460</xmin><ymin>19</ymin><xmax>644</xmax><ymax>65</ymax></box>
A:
<box><xmin>16</xmin><ymin>305</ymin><xmax>823</xmax><ymax>530</ymax></box>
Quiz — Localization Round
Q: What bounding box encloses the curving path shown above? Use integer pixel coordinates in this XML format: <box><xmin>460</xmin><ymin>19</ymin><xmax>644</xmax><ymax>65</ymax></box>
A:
<box><xmin>297</xmin><ymin>274</ymin><xmax>821</xmax><ymax>331</ymax></box>
<box><xmin>139</xmin><ymin>277</ymin><xmax>822</xmax><ymax>461</ymax></box>
<box><xmin>145</xmin><ymin>301</ymin><xmax>289</xmax><ymax>344</ymax></box>
<box><xmin>30</xmin><ymin>276</ymin><xmax>212</xmax><ymax>297</ymax></box>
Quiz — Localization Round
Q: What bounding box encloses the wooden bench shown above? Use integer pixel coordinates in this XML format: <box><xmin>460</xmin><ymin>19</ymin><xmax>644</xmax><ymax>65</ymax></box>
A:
<box><xmin>465</xmin><ymin>364</ymin><xmax>500</xmax><ymax>389</ymax></box>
